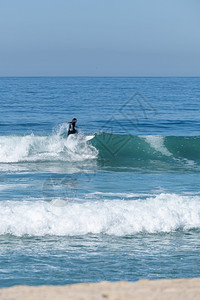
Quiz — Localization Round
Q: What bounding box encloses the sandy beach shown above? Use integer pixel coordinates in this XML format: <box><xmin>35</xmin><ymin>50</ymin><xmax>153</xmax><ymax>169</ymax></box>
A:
<box><xmin>0</xmin><ymin>278</ymin><xmax>200</xmax><ymax>300</ymax></box>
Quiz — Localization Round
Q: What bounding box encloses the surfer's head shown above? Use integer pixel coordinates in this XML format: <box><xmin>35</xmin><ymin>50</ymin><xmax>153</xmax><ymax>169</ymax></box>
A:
<box><xmin>72</xmin><ymin>118</ymin><xmax>77</xmax><ymax>123</ymax></box>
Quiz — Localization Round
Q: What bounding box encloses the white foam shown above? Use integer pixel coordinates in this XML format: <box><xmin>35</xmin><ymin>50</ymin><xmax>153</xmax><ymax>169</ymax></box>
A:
<box><xmin>0</xmin><ymin>193</ymin><xmax>200</xmax><ymax>236</ymax></box>
<box><xmin>0</xmin><ymin>183</ymin><xmax>29</xmax><ymax>191</ymax></box>
<box><xmin>143</xmin><ymin>135</ymin><xmax>172</xmax><ymax>157</ymax></box>
<box><xmin>0</xmin><ymin>133</ymin><xmax>98</xmax><ymax>163</ymax></box>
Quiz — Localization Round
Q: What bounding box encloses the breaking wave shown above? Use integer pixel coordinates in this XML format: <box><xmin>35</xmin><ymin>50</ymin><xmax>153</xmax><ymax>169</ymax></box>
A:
<box><xmin>0</xmin><ymin>193</ymin><xmax>200</xmax><ymax>236</ymax></box>
<box><xmin>0</xmin><ymin>131</ymin><xmax>200</xmax><ymax>167</ymax></box>
<box><xmin>0</xmin><ymin>133</ymin><xmax>98</xmax><ymax>163</ymax></box>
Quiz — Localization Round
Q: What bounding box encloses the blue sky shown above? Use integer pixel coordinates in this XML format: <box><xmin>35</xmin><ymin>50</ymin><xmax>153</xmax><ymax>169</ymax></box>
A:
<box><xmin>0</xmin><ymin>0</ymin><xmax>200</xmax><ymax>76</ymax></box>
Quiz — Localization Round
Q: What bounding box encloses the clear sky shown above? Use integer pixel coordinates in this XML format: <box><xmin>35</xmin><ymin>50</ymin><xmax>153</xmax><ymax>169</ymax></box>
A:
<box><xmin>0</xmin><ymin>0</ymin><xmax>200</xmax><ymax>76</ymax></box>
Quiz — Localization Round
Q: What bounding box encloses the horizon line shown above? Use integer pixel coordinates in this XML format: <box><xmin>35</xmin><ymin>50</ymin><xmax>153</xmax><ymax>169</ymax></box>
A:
<box><xmin>0</xmin><ymin>75</ymin><xmax>200</xmax><ymax>78</ymax></box>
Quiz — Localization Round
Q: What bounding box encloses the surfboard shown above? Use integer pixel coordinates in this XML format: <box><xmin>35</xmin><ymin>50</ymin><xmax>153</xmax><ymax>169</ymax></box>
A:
<box><xmin>85</xmin><ymin>135</ymin><xmax>95</xmax><ymax>141</ymax></box>
<box><xmin>65</xmin><ymin>134</ymin><xmax>95</xmax><ymax>142</ymax></box>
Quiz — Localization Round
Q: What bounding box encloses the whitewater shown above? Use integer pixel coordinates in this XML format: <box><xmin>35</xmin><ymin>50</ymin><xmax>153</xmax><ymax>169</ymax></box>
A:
<box><xmin>0</xmin><ymin>132</ymin><xmax>98</xmax><ymax>163</ymax></box>
<box><xmin>1</xmin><ymin>193</ymin><xmax>200</xmax><ymax>236</ymax></box>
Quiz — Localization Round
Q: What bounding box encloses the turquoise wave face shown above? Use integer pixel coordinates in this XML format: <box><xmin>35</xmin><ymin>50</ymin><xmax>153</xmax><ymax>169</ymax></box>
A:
<box><xmin>92</xmin><ymin>133</ymin><xmax>200</xmax><ymax>166</ymax></box>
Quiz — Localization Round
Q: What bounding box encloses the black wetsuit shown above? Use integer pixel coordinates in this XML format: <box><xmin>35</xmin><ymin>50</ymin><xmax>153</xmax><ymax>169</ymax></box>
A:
<box><xmin>68</xmin><ymin>121</ymin><xmax>78</xmax><ymax>136</ymax></box>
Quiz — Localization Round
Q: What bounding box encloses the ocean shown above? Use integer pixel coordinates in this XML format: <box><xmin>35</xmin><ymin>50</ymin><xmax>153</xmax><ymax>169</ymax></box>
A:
<box><xmin>0</xmin><ymin>77</ymin><xmax>200</xmax><ymax>287</ymax></box>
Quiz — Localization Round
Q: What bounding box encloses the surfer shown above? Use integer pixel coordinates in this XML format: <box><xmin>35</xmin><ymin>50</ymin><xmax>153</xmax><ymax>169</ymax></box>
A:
<box><xmin>67</xmin><ymin>118</ymin><xmax>78</xmax><ymax>136</ymax></box>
